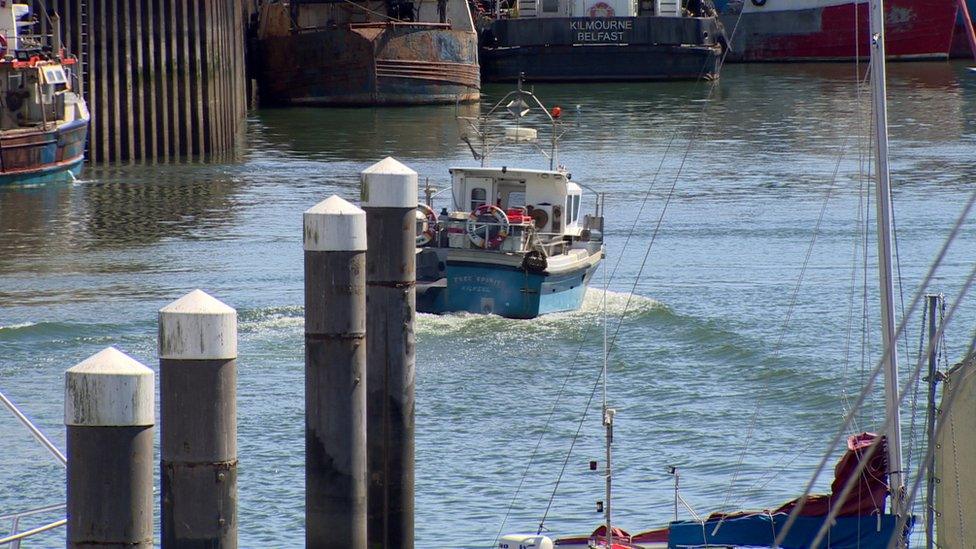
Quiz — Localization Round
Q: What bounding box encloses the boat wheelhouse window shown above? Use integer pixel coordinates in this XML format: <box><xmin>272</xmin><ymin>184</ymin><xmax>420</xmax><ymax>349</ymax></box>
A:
<box><xmin>470</xmin><ymin>187</ymin><xmax>487</xmax><ymax>210</ymax></box>
<box><xmin>572</xmin><ymin>195</ymin><xmax>581</xmax><ymax>223</ymax></box>
<box><xmin>542</xmin><ymin>0</ymin><xmax>558</xmax><ymax>12</ymax></box>
<box><xmin>507</xmin><ymin>191</ymin><xmax>526</xmax><ymax>208</ymax></box>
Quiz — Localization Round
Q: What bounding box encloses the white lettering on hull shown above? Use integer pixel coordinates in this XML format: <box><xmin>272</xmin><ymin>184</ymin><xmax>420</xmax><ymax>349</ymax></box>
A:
<box><xmin>569</xmin><ymin>18</ymin><xmax>632</xmax><ymax>43</ymax></box>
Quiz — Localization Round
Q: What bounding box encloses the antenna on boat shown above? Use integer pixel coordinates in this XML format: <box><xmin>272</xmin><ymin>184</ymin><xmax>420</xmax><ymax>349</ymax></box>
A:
<box><xmin>457</xmin><ymin>72</ymin><xmax>569</xmax><ymax>171</ymax></box>
<box><xmin>869</xmin><ymin>0</ymin><xmax>906</xmax><ymax>522</ymax></box>
<box><xmin>601</xmin><ymin>249</ymin><xmax>614</xmax><ymax>547</ymax></box>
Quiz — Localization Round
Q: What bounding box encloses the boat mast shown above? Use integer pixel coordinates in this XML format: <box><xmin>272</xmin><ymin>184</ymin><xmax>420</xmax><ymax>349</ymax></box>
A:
<box><xmin>924</xmin><ymin>294</ymin><xmax>941</xmax><ymax>549</ymax></box>
<box><xmin>868</xmin><ymin>0</ymin><xmax>905</xmax><ymax>518</ymax></box>
<box><xmin>602</xmin><ymin>256</ymin><xmax>614</xmax><ymax>546</ymax></box>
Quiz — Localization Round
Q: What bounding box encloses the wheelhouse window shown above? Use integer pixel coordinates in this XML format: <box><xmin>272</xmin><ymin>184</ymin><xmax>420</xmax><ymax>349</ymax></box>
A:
<box><xmin>470</xmin><ymin>188</ymin><xmax>487</xmax><ymax>210</ymax></box>
<box><xmin>572</xmin><ymin>195</ymin><xmax>581</xmax><ymax>223</ymax></box>
<box><xmin>507</xmin><ymin>191</ymin><xmax>526</xmax><ymax>208</ymax></box>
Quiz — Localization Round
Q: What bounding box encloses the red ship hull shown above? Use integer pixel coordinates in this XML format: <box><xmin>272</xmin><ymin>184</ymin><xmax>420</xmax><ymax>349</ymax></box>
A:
<box><xmin>718</xmin><ymin>0</ymin><xmax>958</xmax><ymax>61</ymax></box>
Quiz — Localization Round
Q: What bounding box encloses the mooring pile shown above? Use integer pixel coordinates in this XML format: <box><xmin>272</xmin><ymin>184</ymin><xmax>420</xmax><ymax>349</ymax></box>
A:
<box><xmin>63</xmin><ymin>157</ymin><xmax>419</xmax><ymax>549</ymax></box>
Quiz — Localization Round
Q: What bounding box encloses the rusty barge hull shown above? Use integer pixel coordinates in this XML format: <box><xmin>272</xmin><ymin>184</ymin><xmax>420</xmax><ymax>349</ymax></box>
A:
<box><xmin>259</xmin><ymin>24</ymin><xmax>480</xmax><ymax>106</ymax></box>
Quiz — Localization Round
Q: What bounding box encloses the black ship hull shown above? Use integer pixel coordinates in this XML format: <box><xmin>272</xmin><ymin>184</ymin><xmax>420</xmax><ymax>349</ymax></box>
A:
<box><xmin>480</xmin><ymin>16</ymin><xmax>723</xmax><ymax>82</ymax></box>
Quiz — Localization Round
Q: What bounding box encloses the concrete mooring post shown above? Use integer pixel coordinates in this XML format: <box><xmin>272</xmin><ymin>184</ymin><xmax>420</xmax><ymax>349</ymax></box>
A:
<box><xmin>65</xmin><ymin>347</ymin><xmax>154</xmax><ymax>548</ymax></box>
<box><xmin>159</xmin><ymin>289</ymin><xmax>238</xmax><ymax>548</ymax></box>
<box><xmin>361</xmin><ymin>157</ymin><xmax>418</xmax><ymax>549</ymax></box>
<box><xmin>304</xmin><ymin>195</ymin><xmax>368</xmax><ymax>548</ymax></box>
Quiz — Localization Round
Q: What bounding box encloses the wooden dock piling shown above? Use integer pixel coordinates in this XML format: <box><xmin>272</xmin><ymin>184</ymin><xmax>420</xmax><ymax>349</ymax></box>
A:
<box><xmin>34</xmin><ymin>0</ymin><xmax>247</xmax><ymax>163</ymax></box>
<box><xmin>158</xmin><ymin>289</ymin><xmax>239</xmax><ymax>548</ymax></box>
<box><xmin>65</xmin><ymin>347</ymin><xmax>155</xmax><ymax>548</ymax></box>
<box><xmin>303</xmin><ymin>195</ymin><xmax>369</xmax><ymax>549</ymax></box>
<box><xmin>361</xmin><ymin>158</ymin><xmax>418</xmax><ymax>549</ymax></box>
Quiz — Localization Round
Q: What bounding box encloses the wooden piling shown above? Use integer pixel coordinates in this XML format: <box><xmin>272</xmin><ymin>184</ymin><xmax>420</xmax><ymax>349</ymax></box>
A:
<box><xmin>361</xmin><ymin>158</ymin><xmax>418</xmax><ymax>549</ymax></box>
<box><xmin>159</xmin><ymin>289</ymin><xmax>239</xmax><ymax>548</ymax></box>
<box><xmin>65</xmin><ymin>347</ymin><xmax>155</xmax><ymax>549</ymax></box>
<box><xmin>33</xmin><ymin>0</ymin><xmax>247</xmax><ymax>163</ymax></box>
<box><xmin>303</xmin><ymin>195</ymin><xmax>369</xmax><ymax>549</ymax></box>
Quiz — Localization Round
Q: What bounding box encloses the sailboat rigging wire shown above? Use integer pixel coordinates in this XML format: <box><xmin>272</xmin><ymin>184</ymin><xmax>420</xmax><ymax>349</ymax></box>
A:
<box><xmin>491</xmin><ymin>80</ymin><xmax>684</xmax><ymax>542</ymax></box>
<box><xmin>904</xmin><ymin>301</ymin><xmax>930</xmax><ymax>496</ymax></box>
<box><xmin>804</xmin><ymin>264</ymin><xmax>976</xmax><ymax>549</ymax></box>
<box><xmin>891</xmin><ymin>319</ymin><xmax>976</xmax><ymax>548</ymax></box>
<box><xmin>530</xmin><ymin>10</ymin><xmax>753</xmax><ymax>536</ymax></box>
<box><xmin>826</xmin><ymin>266</ymin><xmax>976</xmax><ymax>549</ymax></box>
<box><xmin>715</xmin><ymin>133</ymin><xmax>851</xmax><ymax>525</ymax></box>
<box><xmin>496</xmin><ymin>10</ymin><xmax>752</xmax><ymax>540</ymax></box>
<box><xmin>840</xmin><ymin>69</ymin><xmax>874</xmax><ymax>433</ymax></box>
<box><xmin>772</xmin><ymin>192</ymin><xmax>976</xmax><ymax>547</ymax></box>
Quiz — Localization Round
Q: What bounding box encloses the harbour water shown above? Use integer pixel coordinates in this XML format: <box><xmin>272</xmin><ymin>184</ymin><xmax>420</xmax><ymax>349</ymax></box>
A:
<box><xmin>3</xmin><ymin>62</ymin><xmax>976</xmax><ymax>546</ymax></box>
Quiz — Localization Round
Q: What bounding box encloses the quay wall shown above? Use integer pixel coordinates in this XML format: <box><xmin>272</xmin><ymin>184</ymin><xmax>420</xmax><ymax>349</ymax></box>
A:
<box><xmin>33</xmin><ymin>0</ymin><xmax>248</xmax><ymax>163</ymax></box>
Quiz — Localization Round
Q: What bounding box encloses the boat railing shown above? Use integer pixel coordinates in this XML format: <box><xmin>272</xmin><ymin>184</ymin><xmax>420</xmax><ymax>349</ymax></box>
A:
<box><xmin>0</xmin><ymin>504</ymin><xmax>67</xmax><ymax>548</ymax></box>
<box><xmin>0</xmin><ymin>389</ymin><xmax>67</xmax><ymax>547</ymax></box>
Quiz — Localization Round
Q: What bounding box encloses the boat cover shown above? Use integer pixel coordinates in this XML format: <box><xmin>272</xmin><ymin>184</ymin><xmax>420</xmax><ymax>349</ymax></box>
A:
<box><xmin>666</xmin><ymin>514</ymin><xmax>908</xmax><ymax>549</ymax></box>
<box><xmin>635</xmin><ymin>433</ymin><xmax>911</xmax><ymax>548</ymax></box>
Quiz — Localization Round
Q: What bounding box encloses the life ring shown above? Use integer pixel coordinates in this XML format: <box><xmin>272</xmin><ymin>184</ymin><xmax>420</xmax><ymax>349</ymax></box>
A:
<box><xmin>415</xmin><ymin>204</ymin><xmax>437</xmax><ymax>247</ymax></box>
<box><xmin>751</xmin><ymin>0</ymin><xmax>766</xmax><ymax>6</ymax></box>
<box><xmin>466</xmin><ymin>204</ymin><xmax>509</xmax><ymax>249</ymax></box>
<box><xmin>0</xmin><ymin>34</ymin><xmax>8</xmax><ymax>58</ymax></box>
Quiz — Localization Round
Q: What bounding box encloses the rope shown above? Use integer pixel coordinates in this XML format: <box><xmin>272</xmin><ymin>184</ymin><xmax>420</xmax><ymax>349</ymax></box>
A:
<box><xmin>774</xmin><ymin>190</ymin><xmax>976</xmax><ymax>547</ymax></box>
<box><xmin>715</xmin><ymin>126</ymin><xmax>850</xmax><ymax>524</ymax></box>
<box><xmin>530</xmin><ymin>7</ymin><xmax>751</xmax><ymax>536</ymax></box>
<box><xmin>903</xmin><ymin>298</ymin><xmax>928</xmax><ymax>502</ymax></box>
<box><xmin>336</xmin><ymin>0</ymin><xmax>408</xmax><ymax>23</ymax></box>
<box><xmin>895</xmin><ymin>334</ymin><xmax>976</xmax><ymax>548</ymax></box>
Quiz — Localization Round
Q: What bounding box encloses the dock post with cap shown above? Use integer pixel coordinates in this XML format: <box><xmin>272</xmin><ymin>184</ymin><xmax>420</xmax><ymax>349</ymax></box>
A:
<box><xmin>304</xmin><ymin>195</ymin><xmax>369</xmax><ymax>548</ymax></box>
<box><xmin>65</xmin><ymin>347</ymin><xmax>155</xmax><ymax>549</ymax></box>
<box><xmin>158</xmin><ymin>289</ymin><xmax>239</xmax><ymax>548</ymax></box>
<box><xmin>361</xmin><ymin>157</ymin><xmax>418</xmax><ymax>549</ymax></box>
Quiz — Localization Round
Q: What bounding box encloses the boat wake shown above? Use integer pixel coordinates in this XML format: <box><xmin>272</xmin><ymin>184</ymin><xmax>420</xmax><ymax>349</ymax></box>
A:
<box><xmin>238</xmin><ymin>305</ymin><xmax>304</xmax><ymax>335</ymax></box>
<box><xmin>416</xmin><ymin>288</ymin><xmax>667</xmax><ymax>338</ymax></box>
<box><xmin>0</xmin><ymin>322</ymin><xmax>38</xmax><ymax>332</ymax></box>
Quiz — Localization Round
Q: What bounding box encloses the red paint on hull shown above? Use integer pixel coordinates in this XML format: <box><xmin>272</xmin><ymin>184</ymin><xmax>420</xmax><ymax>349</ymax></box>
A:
<box><xmin>723</xmin><ymin>0</ymin><xmax>957</xmax><ymax>61</ymax></box>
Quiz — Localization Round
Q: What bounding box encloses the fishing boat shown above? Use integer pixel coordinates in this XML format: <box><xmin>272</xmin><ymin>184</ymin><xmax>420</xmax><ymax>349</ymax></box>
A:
<box><xmin>256</xmin><ymin>0</ymin><xmax>480</xmax><ymax>106</ymax></box>
<box><xmin>476</xmin><ymin>0</ymin><xmax>726</xmax><ymax>82</ymax></box>
<box><xmin>498</xmin><ymin>0</ymin><xmax>935</xmax><ymax>546</ymax></box>
<box><xmin>0</xmin><ymin>4</ymin><xmax>89</xmax><ymax>186</ymax></box>
<box><xmin>713</xmin><ymin>0</ymin><xmax>958</xmax><ymax>62</ymax></box>
<box><xmin>415</xmin><ymin>82</ymin><xmax>604</xmax><ymax>318</ymax></box>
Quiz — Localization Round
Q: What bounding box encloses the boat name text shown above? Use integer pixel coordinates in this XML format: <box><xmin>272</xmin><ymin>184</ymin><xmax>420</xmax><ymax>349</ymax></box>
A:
<box><xmin>570</xmin><ymin>19</ymin><xmax>632</xmax><ymax>42</ymax></box>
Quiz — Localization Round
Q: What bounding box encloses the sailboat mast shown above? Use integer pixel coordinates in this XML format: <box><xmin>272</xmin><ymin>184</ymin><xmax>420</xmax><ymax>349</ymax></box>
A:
<box><xmin>602</xmin><ymin>266</ymin><xmax>613</xmax><ymax>546</ymax></box>
<box><xmin>868</xmin><ymin>0</ymin><xmax>905</xmax><ymax>518</ymax></box>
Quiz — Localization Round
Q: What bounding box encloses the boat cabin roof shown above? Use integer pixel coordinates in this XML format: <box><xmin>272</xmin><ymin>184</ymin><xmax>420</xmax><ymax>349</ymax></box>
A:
<box><xmin>449</xmin><ymin>166</ymin><xmax>571</xmax><ymax>181</ymax></box>
<box><xmin>449</xmin><ymin>167</ymin><xmax>581</xmax><ymax>202</ymax></box>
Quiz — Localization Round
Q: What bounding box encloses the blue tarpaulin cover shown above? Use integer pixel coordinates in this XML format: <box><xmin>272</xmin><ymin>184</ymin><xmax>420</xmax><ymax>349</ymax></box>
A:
<box><xmin>667</xmin><ymin>513</ymin><xmax>911</xmax><ymax>549</ymax></box>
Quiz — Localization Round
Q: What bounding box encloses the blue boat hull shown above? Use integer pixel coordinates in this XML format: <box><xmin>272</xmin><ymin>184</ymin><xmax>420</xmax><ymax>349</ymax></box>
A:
<box><xmin>418</xmin><ymin>260</ymin><xmax>599</xmax><ymax>319</ymax></box>
<box><xmin>0</xmin><ymin>118</ymin><xmax>88</xmax><ymax>186</ymax></box>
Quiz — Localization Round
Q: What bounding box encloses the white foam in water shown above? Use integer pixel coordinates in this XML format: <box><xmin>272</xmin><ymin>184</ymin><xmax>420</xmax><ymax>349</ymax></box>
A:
<box><xmin>0</xmin><ymin>322</ymin><xmax>37</xmax><ymax>331</ymax></box>
<box><xmin>578</xmin><ymin>287</ymin><xmax>665</xmax><ymax>317</ymax></box>
<box><xmin>239</xmin><ymin>306</ymin><xmax>303</xmax><ymax>335</ymax></box>
<box><xmin>416</xmin><ymin>288</ymin><xmax>666</xmax><ymax>337</ymax></box>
